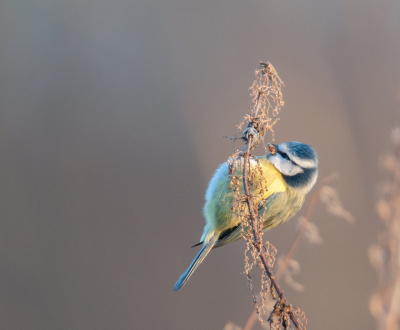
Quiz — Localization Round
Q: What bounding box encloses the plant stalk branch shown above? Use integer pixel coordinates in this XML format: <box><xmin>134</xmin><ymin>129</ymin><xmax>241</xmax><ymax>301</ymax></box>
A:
<box><xmin>241</xmin><ymin>85</ymin><xmax>301</xmax><ymax>329</ymax></box>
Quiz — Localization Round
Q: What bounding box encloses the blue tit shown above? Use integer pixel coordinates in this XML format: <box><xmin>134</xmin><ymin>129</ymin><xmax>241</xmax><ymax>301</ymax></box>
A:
<box><xmin>174</xmin><ymin>141</ymin><xmax>318</xmax><ymax>291</ymax></box>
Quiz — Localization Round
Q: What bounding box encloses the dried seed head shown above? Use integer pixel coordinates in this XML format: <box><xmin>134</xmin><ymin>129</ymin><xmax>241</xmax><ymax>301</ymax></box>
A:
<box><xmin>319</xmin><ymin>186</ymin><xmax>355</xmax><ymax>223</ymax></box>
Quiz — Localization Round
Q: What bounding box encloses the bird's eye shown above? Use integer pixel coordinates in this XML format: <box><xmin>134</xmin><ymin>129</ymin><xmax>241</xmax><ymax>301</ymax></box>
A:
<box><xmin>280</xmin><ymin>152</ymin><xmax>290</xmax><ymax>160</ymax></box>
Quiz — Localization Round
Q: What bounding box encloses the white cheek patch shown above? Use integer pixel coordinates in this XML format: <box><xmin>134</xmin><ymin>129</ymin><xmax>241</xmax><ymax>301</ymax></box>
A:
<box><xmin>269</xmin><ymin>154</ymin><xmax>304</xmax><ymax>176</ymax></box>
<box><xmin>289</xmin><ymin>155</ymin><xmax>317</xmax><ymax>169</ymax></box>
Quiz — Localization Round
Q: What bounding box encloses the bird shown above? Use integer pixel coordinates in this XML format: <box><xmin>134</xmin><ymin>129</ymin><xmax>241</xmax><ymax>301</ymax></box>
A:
<box><xmin>174</xmin><ymin>141</ymin><xmax>318</xmax><ymax>291</ymax></box>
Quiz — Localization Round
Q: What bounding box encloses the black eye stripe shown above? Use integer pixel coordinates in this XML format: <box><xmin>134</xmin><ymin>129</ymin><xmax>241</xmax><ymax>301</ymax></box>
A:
<box><xmin>278</xmin><ymin>151</ymin><xmax>301</xmax><ymax>166</ymax></box>
<box><xmin>278</xmin><ymin>151</ymin><xmax>290</xmax><ymax>160</ymax></box>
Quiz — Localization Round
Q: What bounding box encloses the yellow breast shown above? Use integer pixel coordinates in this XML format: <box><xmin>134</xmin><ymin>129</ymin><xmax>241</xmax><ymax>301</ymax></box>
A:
<box><xmin>255</xmin><ymin>156</ymin><xmax>287</xmax><ymax>198</ymax></box>
<box><xmin>203</xmin><ymin>156</ymin><xmax>287</xmax><ymax>237</ymax></box>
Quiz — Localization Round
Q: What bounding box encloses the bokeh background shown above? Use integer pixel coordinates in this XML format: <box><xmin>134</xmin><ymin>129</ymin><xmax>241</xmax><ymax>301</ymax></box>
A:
<box><xmin>0</xmin><ymin>0</ymin><xmax>399</xmax><ymax>329</ymax></box>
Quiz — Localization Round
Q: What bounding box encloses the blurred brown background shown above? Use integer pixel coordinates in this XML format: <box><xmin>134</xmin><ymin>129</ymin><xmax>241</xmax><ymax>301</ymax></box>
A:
<box><xmin>0</xmin><ymin>0</ymin><xmax>399</xmax><ymax>329</ymax></box>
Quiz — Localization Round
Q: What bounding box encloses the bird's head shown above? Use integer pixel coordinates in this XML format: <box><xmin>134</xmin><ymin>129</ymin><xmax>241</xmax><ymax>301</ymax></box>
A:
<box><xmin>266</xmin><ymin>141</ymin><xmax>318</xmax><ymax>194</ymax></box>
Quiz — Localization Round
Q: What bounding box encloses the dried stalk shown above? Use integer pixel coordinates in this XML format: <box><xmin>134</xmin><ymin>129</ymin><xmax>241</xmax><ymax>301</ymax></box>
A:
<box><xmin>242</xmin><ymin>134</ymin><xmax>301</xmax><ymax>329</ymax></box>
<box><xmin>239</xmin><ymin>62</ymin><xmax>301</xmax><ymax>330</ymax></box>
<box><xmin>369</xmin><ymin>128</ymin><xmax>400</xmax><ymax>330</ymax></box>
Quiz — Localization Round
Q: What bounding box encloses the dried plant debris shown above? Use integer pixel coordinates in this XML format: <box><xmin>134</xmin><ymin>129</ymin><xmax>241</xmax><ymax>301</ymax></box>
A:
<box><xmin>296</xmin><ymin>216</ymin><xmax>323</xmax><ymax>246</ymax></box>
<box><xmin>228</xmin><ymin>62</ymin><xmax>284</xmax><ymax>150</ymax></box>
<box><xmin>267</xmin><ymin>300</ymin><xmax>307</xmax><ymax>330</ymax></box>
<box><xmin>226</xmin><ymin>62</ymin><xmax>305</xmax><ymax>330</ymax></box>
<box><xmin>369</xmin><ymin>128</ymin><xmax>400</xmax><ymax>330</ymax></box>
<box><xmin>229</xmin><ymin>63</ymin><xmax>281</xmax><ymax>322</ymax></box>
<box><xmin>276</xmin><ymin>257</ymin><xmax>305</xmax><ymax>293</ymax></box>
<box><xmin>246</xmin><ymin>62</ymin><xmax>284</xmax><ymax>145</ymax></box>
<box><xmin>319</xmin><ymin>186</ymin><xmax>355</xmax><ymax>224</ymax></box>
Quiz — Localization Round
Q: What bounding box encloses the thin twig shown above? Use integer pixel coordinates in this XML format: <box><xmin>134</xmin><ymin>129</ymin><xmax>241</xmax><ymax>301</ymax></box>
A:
<box><xmin>241</xmin><ymin>73</ymin><xmax>301</xmax><ymax>328</ymax></box>
<box><xmin>242</xmin><ymin>134</ymin><xmax>301</xmax><ymax>330</ymax></box>
<box><xmin>243</xmin><ymin>310</ymin><xmax>258</xmax><ymax>330</ymax></box>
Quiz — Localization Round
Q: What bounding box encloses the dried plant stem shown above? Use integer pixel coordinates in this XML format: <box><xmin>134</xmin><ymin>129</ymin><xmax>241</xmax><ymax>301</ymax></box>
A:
<box><xmin>243</xmin><ymin>311</ymin><xmax>259</xmax><ymax>330</ymax></box>
<box><xmin>369</xmin><ymin>129</ymin><xmax>400</xmax><ymax>330</ymax></box>
<box><xmin>229</xmin><ymin>61</ymin><xmax>303</xmax><ymax>330</ymax></box>
<box><xmin>243</xmin><ymin>135</ymin><xmax>301</xmax><ymax>330</ymax></box>
<box><xmin>237</xmin><ymin>62</ymin><xmax>301</xmax><ymax>329</ymax></box>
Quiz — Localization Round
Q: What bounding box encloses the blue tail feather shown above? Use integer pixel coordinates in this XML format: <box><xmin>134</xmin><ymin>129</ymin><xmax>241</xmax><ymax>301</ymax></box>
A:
<box><xmin>174</xmin><ymin>236</ymin><xmax>217</xmax><ymax>291</ymax></box>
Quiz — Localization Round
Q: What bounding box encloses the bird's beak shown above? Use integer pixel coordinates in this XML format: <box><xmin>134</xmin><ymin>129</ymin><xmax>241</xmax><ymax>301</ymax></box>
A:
<box><xmin>268</xmin><ymin>143</ymin><xmax>276</xmax><ymax>155</ymax></box>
